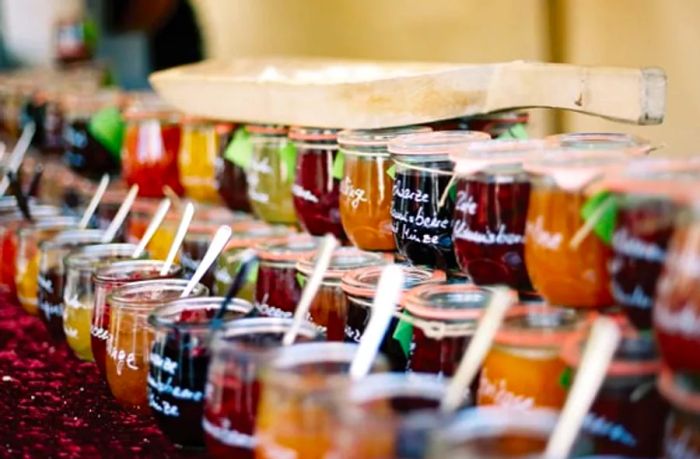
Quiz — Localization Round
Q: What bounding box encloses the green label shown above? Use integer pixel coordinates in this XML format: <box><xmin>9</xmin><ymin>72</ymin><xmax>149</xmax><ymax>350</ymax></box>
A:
<box><xmin>559</xmin><ymin>367</ymin><xmax>573</xmax><ymax>390</ymax></box>
<box><xmin>386</xmin><ymin>164</ymin><xmax>396</xmax><ymax>180</ymax></box>
<box><xmin>581</xmin><ymin>191</ymin><xmax>618</xmax><ymax>245</ymax></box>
<box><xmin>224</xmin><ymin>127</ymin><xmax>253</xmax><ymax>170</ymax></box>
<box><xmin>392</xmin><ymin>313</ymin><xmax>414</xmax><ymax>357</ymax></box>
<box><xmin>332</xmin><ymin>150</ymin><xmax>345</xmax><ymax>180</ymax></box>
<box><xmin>296</xmin><ymin>272</ymin><xmax>306</xmax><ymax>288</ymax></box>
<box><xmin>279</xmin><ymin>141</ymin><xmax>298</xmax><ymax>182</ymax></box>
<box><xmin>88</xmin><ymin>106</ymin><xmax>125</xmax><ymax>158</ymax></box>
<box><xmin>497</xmin><ymin>123</ymin><xmax>528</xmax><ymax>140</ymax></box>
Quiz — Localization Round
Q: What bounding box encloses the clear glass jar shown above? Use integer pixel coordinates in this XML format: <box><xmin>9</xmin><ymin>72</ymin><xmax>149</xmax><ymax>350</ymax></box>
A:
<box><xmin>337</xmin><ymin>126</ymin><xmax>430</xmax><ymax>251</ymax></box>
<box><xmin>245</xmin><ymin>124</ymin><xmax>296</xmax><ymax>224</ymax></box>
<box><xmin>289</xmin><ymin>126</ymin><xmax>345</xmax><ymax>239</ymax></box>
<box><xmin>203</xmin><ymin>317</ymin><xmax>319</xmax><ymax>459</ymax></box>
<box><xmin>548</xmin><ymin>131</ymin><xmax>653</xmax><ymax>154</ymax></box>
<box><xmin>658</xmin><ymin>368</ymin><xmax>700</xmax><ymax>458</ymax></box>
<box><xmin>105</xmin><ymin>279</ymin><xmax>208</xmax><ymax>411</ymax></box>
<box><xmin>92</xmin><ymin>259</ymin><xmax>181</xmax><ymax>380</ymax></box>
<box><xmin>147</xmin><ymin>296</ymin><xmax>253</xmax><ymax>448</ymax></box>
<box><xmin>255</xmin><ymin>342</ymin><xmax>387</xmax><ymax>459</ymax></box>
<box><xmin>388</xmin><ymin>131</ymin><xmax>489</xmax><ymax>270</ymax></box>
<box><xmin>296</xmin><ymin>247</ymin><xmax>387</xmax><ymax>341</ymax></box>
<box><xmin>215</xmin><ymin>123</ymin><xmax>252</xmax><ymax>212</ymax></box>
<box><xmin>178</xmin><ymin>117</ymin><xmax>221</xmax><ymax>204</ymax></box>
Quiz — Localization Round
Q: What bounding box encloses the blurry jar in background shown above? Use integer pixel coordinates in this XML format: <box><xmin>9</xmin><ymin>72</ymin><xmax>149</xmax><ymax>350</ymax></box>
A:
<box><xmin>215</xmin><ymin>123</ymin><xmax>252</xmax><ymax>212</ymax></box>
<box><xmin>658</xmin><ymin>368</ymin><xmax>700</xmax><ymax>459</ymax></box>
<box><xmin>22</xmin><ymin>89</ymin><xmax>64</xmax><ymax>155</ymax></box>
<box><xmin>547</xmin><ymin>131</ymin><xmax>653</xmax><ymax>154</ymax></box>
<box><xmin>428</xmin><ymin>111</ymin><xmax>529</xmax><ymax>138</ymax></box>
<box><xmin>178</xmin><ymin>117</ymin><xmax>221</xmax><ymax>203</ymax></box>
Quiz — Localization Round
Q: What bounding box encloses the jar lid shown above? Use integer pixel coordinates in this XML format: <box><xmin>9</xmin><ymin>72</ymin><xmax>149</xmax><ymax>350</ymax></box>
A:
<box><xmin>255</xmin><ymin>235</ymin><xmax>320</xmax><ymax>263</ymax></box>
<box><xmin>494</xmin><ymin>307</ymin><xmax>591</xmax><ymax>348</ymax></box>
<box><xmin>469</xmin><ymin>111</ymin><xmax>529</xmax><ymax>123</ymax></box>
<box><xmin>338</xmin><ymin>126</ymin><xmax>431</xmax><ymax>149</ymax></box>
<box><xmin>245</xmin><ymin>124</ymin><xmax>288</xmax><ymax>136</ymax></box>
<box><xmin>388</xmin><ymin>130</ymin><xmax>490</xmax><ymax>157</ymax></box>
<box><xmin>296</xmin><ymin>247</ymin><xmax>388</xmax><ymax>281</ymax></box>
<box><xmin>341</xmin><ymin>265</ymin><xmax>445</xmax><ymax>299</ymax></box>
<box><xmin>548</xmin><ymin>132</ymin><xmax>653</xmax><ymax>154</ymax></box>
<box><xmin>123</xmin><ymin>93</ymin><xmax>178</xmax><ymax>121</ymax></box>
<box><xmin>215</xmin><ymin>122</ymin><xmax>236</xmax><ymax>135</ymax></box>
<box><xmin>657</xmin><ymin>367</ymin><xmax>700</xmax><ymax>414</ymax></box>
<box><xmin>401</xmin><ymin>284</ymin><xmax>507</xmax><ymax>322</ymax></box>
<box><xmin>288</xmin><ymin>126</ymin><xmax>339</xmax><ymax>142</ymax></box>
<box><xmin>225</xmin><ymin>221</ymin><xmax>296</xmax><ymax>251</ymax></box>
<box><xmin>450</xmin><ymin>139</ymin><xmax>550</xmax><ymax>175</ymax></box>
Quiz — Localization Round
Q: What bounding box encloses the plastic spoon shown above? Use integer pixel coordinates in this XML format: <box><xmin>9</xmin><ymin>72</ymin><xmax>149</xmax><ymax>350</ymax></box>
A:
<box><xmin>100</xmin><ymin>184</ymin><xmax>139</xmax><ymax>243</ymax></box>
<box><xmin>78</xmin><ymin>174</ymin><xmax>110</xmax><ymax>229</ymax></box>
<box><xmin>211</xmin><ymin>248</ymin><xmax>258</xmax><ymax>330</ymax></box>
<box><xmin>544</xmin><ymin>317</ymin><xmax>621</xmax><ymax>459</ymax></box>
<box><xmin>0</xmin><ymin>142</ymin><xmax>6</xmax><ymax>162</ymax></box>
<box><xmin>0</xmin><ymin>122</ymin><xmax>35</xmax><ymax>196</ymax></box>
<box><xmin>180</xmin><ymin>225</ymin><xmax>232</xmax><ymax>298</ymax></box>
<box><xmin>159</xmin><ymin>202</ymin><xmax>194</xmax><ymax>275</ymax></box>
<box><xmin>349</xmin><ymin>264</ymin><xmax>405</xmax><ymax>380</ymax></box>
<box><xmin>282</xmin><ymin>234</ymin><xmax>338</xmax><ymax>346</ymax></box>
<box><xmin>131</xmin><ymin>198</ymin><xmax>171</xmax><ymax>258</ymax></box>
<box><xmin>440</xmin><ymin>286</ymin><xmax>515</xmax><ymax>413</ymax></box>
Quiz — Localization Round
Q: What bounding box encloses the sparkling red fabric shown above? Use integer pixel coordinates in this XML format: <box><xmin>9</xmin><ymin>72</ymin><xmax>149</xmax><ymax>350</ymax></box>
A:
<box><xmin>0</xmin><ymin>292</ymin><xmax>206</xmax><ymax>458</ymax></box>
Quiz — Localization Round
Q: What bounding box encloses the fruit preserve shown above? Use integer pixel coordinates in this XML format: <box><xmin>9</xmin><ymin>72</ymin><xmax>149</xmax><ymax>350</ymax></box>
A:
<box><xmin>178</xmin><ymin>117</ymin><xmax>221</xmax><ymax>203</ymax></box>
<box><xmin>147</xmin><ymin>296</ymin><xmax>253</xmax><ymax>448</ymax></box>
<box><xmin>658</xmin><ymin>368</ymin><xmax>700</xmax><ymax>459</ymax></box>
<box><xmin>204</xmin><ymin>318</ymin><xmax>319</xmax><ymax>459</ymax></box>
<box><xmin>337</xmin><ymin>126</ymin><xmax>430</xmax><ymax>251</ymax></box>
<box><xmin>215</xmin><ymin>123</ymin><xmax>252</xmax><ymax>212</ymax></box>
<box><xmin>296</xmin><ymin>248</ymin><xmax>387</xmax><ymax>341</ymax></box>
<box><xmin>450</xmin><ymin>140</ymin><xmax>547</xmax><ymax>290</ymax></box>
<box><xmin>388</xmin><ymin>131</ymin><xmax>489</xmax><ymax>270</ymax></box>
<box><xmin>290</xmin><ymin>127</ymin><xmax>345</xmax><ymax>239</ymax></box>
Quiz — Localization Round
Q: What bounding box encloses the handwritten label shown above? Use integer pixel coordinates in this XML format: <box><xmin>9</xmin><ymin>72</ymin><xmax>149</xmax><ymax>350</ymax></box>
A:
<box><xmin>38</xmin><ymin>300</ymin><xmax>63</xmax><ymax>318</ymax></box>
<box><xmin>453</xmin><ymin>221</ymin><xmax>524</xmax><ymax>246</ymax></box>
<box><xmin>247</xmin><ymin>157</ymin><xmax>273</xmax><ymax>204</ymax></box>
<box><xmin>582</xmin><ymin>412</ymin><xmax>637</xmax><ymax>448</ymax></box>
<box><xmin>339</xmin><ymin>177</ymin><xmax>367</xmax><ymax>209</ymax></box>
<box><xmin>291</xmin><ymin>184</ymin><xmax>319</xmax><ymax>203</ymax></box>
<box><xmin>202</xmin><ymin>417</ymin><xmax>256</xmax><ymax>449</ymax></box>
<box><xmin>91</xmin><ymin>324</ymin><xmax>110</xmax><ymax>341</ymax></box>
<box><xmin>526</xmin><ymin>216</ymin><xmax>562</xmax><ymax>250</ymax></box>
<box><xmin>148</xmin><ymin>392</ymin><xmax>179</xmax><ymax>417</ymax></box>
<box><xmin>612</xmin><ymin>228</ymin><xmax>666</xmax><ymax>262</ymax></box>
<box><xmin>147</xmin><ymin>374</ymin><xmax>203</xmax><ymax>402</ymax></box>
<box><xmin>63</xmin><ymin>325</ymin><xmax>78</xmax><ymax>338</ymax></box>
<box><xmin>38</xmin><ymin>274</ymin><xmax>53</xmax><ymax>294</ymax></box>
<box><xmin>478</xmin><ymin>368</ymin><xmax>535</xmax><ymax>409</ymax></box>
<box><xmin>610</xmin><ymin>281</ymin><xmax>653</xmax><ymax>310</ymax></box>
<box><xmin>393</xmin><ymin>185</ymin><xmax>430</xmax><ymax>203</ymax></box>
<box><xmin>108</xmin><ymin>342</ymin><xmax>138</xmax><ymax>375</ymax></box>
<box><xmin>664</xmin><ymin>429</ymin><xmax>700</xmax><ymax>459</ymax></box>
<box><xmin>344</xmin><ymin>324</ymin><xmax>362</xmax><ymax>343</ymax></box>
<box><xmin>150</xmin><ymin>353</ymin><xmax>178</xmax><ymax>375</ymax></box>
<box><xmin>455</xmin><ymin>191</ymin><xmax>478</xmax><ymax>215</ymax></box>
<box><xmin>180</xmin><ymin>251</ymin><xmax>199</xmax><ymax>274</ymax></box>
<box><xmin>655</xmin><ymin>302</ymin><xmax>700</xmax><ymax>339</ymax></box>
<box><xmin>255</xmin><ymin>296</ymin><xmax>293</xmax><ymax>319</ymax></box>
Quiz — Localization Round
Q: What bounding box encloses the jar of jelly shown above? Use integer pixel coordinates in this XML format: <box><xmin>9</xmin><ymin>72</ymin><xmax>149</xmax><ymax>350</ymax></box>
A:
<box><xmin>388</xmin><ymin>131</ymin><xmax>489</xmax><ymax>270</ymax></box>
<box><xmin>63</xmin><ymin>243</ymin><xmax>141</xmax><ymax>361</ymax></box>
<box><xmin>296</xmin><ymin>247</ymin><xmax>387</xmax><ymax>341</ymax></box>
<box><xmin>341</xmin><ymin>265</ymin><xmax>445</xmax><ymax>370</ymax></box>
<box><xmin>289</xmin><ymin>126</ymin><xmax>346</xmax><ymax>239</ymax></box>
<box><xmin>255</xmin><ymin>342</ymin><xmax>387</xmax><ymax>459</ymax></box>
<box><xmin>33</xmin><ymin>89</ymin><xmax>64</xmax><ymax>155</ymax></box>
<box><xmin>106</xmin><ymin>279</ymin><xmax>208</xmax><ymax>411</ymax></box>
<box><xmin>245</xmin><ymin>124</ymin><xmax>297</xmax><ymax>224</ymax></box>
<box><xmin>213</xmin><ymin>221</ymin><xmax>295</xmax><ymax>300</ymax></box>
<box><xmin>658</xmin><ymin>367</ymin><xmax>700</xmax><ymax>458</ymax></box>
<box><xmin>478</xmin><ymin>306</ymin><xmax>588</xmax><ymax>410</ymax></box>
<box><xmin>122</xmin><ymin>101</ymin><xmax>183</xmax><ymax>198</ymax></box>
<box><xmin>204</xmin><ymin>317</ymin><xmax>319</xmax><ymax>459</ymax></box>
<box><xmin>215</xmin><ymin>123</ymin><xmax>252</xmax><ymax>212</ymax></box>
<box><xmin>147</xmin><ymin>296</ymin><xmax>253</xmax><ymax>448</ymax></box>
<box><xmin>548</xmin><ymin>131</ymin><xmax>653</xmax><ymax>154</ymax></box>
<box><xmin>450</xmin><ymin>139</ymin><xmax>548</xmax><ymax>291</ymax></box>
<box><xmin>561</xmin><ymin>331</ymin><xmax>668</xmax><ymax>457</ymax></box>
<box><xmin>92</xmin><ymin>260</ymin><xmax>181</xmax><ymax>380</ymax></box>
<box><xmin>337</xmin><ymin>126</ymin><xmax>431</xmax><ymax>251</ymax></box>
<box><xmin>254</xmin><ymin>236</ymin><xmax>320</xmax><ymax>319</ymax></box>
<box><xmin>178</xmin><ymin>117</ymin><xmax>221</xmax><ymax>204</ymax></box>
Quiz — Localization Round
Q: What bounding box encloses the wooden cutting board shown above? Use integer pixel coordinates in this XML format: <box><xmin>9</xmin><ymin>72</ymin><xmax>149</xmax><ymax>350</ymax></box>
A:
<box><xmin>149</xmin><ymin>57</ymin><xmax>666</xmax><ymax>129</ymax></box>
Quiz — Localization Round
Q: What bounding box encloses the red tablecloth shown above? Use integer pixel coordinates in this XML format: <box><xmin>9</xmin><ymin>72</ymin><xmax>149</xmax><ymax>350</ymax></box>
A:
<box><xmin>0</xmin><ymin>292</ymin><xmax>206</xmax><ymax>458</ymax></box>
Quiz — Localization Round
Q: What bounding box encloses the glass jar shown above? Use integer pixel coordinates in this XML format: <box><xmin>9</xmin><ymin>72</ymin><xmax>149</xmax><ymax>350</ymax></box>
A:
<box><xmin>245</xmin><ymin>124</ymin><xmax>296</xmax><ymax>224</ymax></box>
<box><xmin>178</xmin><ymin>117</ymin><xmax>221</xmax><ymax>203</ymax></box>
<box><xmin>215</xmin><ymin>123</ymin><xmax>252</xmax><ymax>212</ymax></box>
<box><xmin>181</xmin><ymin>222</ymin><xmax>225</xmax><ymax>291</ymax></box>
<box><xmin>428</xmin><ymin>112</ymin><xmax>529</xmax><ymax>138</ymax></box>
<box><xmin>254</xmin><ymin>236</ymin><xmax>320</xmax><ymax>319</ymax></box>
<box><xmin>37</xmin><ymin>229</ymin><xmax>104</xmax><ymax>340</ymax></box>
<box><xmin>548</xmin><ymin>131</ymin><xmax>653</xmax><ymax>154</ymax></box>
<box><xmin>388</xmin><ymin>131</ymin><xmax>489</xmax><ymax>270</ymax></box>
<box><xmin>289</xmin><ymin>126</ymin><xmax>345</xmax><ymax>239</ymax></box>
<box><xmin>147</xmin><ymin>296</ymin><xmax>253</xmax><ymax>448</ymax></box>
<box><xmin>658</xmin><ymin>368</ymin><xmax>700</xmax><ymax>458</ymax></box>
<box><xmin>255</xmin><ymin>342</ymin><xmax>387</xmax><ymax>459</ymax></box>
<box><xmin>203</xmin><ymin>317</ymin><xmax>319</xmax><ymax>459</ymax></box>
<box><xmin>63</xmin><ymin>243</ymin><xmax>140</xmax><ymax>361</ymax></box>
<box><xmin>561</xmin><ymin>332</ymin><xmax>668</xmax><ymax>457</ymax></box>
<box><xmin>92</xmin><ymin>260</ymin><xmax>181</xmax><ymax>379</ymax></box>
<box><xmin>105</xmin><ymin>279</ymin><xmax>208</xmax><ymax>411</ymax></box>
<box><xmin>296</xmin><ymin>247</ymin><xmax>387</xmax><ymax>341</ymax></box>
<box><xmin>450</xmin><ymin>140</ymin><xmax>547</xmax><ymax>291</ymax></box>
<box><xmin>122</xmin><ymin>103</ymin><xmax>183</xmax><ymax>198</ymax></box>
<box><xmin>93</xmin><ymin>190</ymin><xmax>132</xmax><ymax>243</ymax></box>
<box><xmin>15</xmin><ymin>216</ymin><xmax>79</xmax><ymax>315</ymax></box>
<box><xmin>477</xmin><ymin>307</ymin><xmax>588</xmax><ymax>410</ymax></box>
<box><xmin>337</xmin><ymin>126</ymin><xmax>430</xmax><ymax>251</ymax></box>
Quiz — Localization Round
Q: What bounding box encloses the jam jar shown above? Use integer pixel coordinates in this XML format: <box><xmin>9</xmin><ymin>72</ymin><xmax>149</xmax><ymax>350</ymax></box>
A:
<box><xmin>561</xmin><ymin>331</ymin><xmax>668</xmax><ymax>457</ymax></box>
<box><xmin>178</xmin><ymin>117</ymin><xmax>221</xmax><ymax>204</ymax></box>
<box><xmin>548</xmin><ymin>131</ymin><xmax>653</xmax><ymax>154</ymax></box>
<box><xmin>215</xmin><ymin>123</ymin><xmax>252</xmax><ymax>212</ymax></box>
<box><xmin>290</xmin><ymin>126</ymin><xmax>345</xmax><ymax>239</ymax></box>
<box><xmin>105</xmin><ymin>279</ymin><xmax>208</xmax><ymax>412</ymax></box>
<box><xmin>245</xmin><ymin>124</ymin><xmax>297</xmax><ymax>224</ymax></box>
<box><xmin>147</xmin><ymin>296</ymin><xmax>253</xmax><ymax>448</ymax></box>
<box><xmin>341</xmin><ymin>265</ymin><xmax>444</xmax><ymax>370</ymax></box>
<box><xmin>429</xmin><ymin>111</ymin><xmax>529</xmax><ymax>138</ymax></box>
<box><xmin>658</xmin><ymin>368</ymin><xmax>700</xmax><ymax>458</ymax></box>
<box><xmin>388</xmin><ymin>131</ymin><xmax>489</xmax><ymax>270</ymax></box>
<box><xmin>478</xmin><ymin>306</ymin><xmax>588</xmax><ymax>410</ymax></box>
<box><xmin>122</xmin><ymin>100</ymin><xmax>183</xmax><ymax>198</ymax></box>
<box><xmin>337</xmin><ymin>126</ymin><xmax>430</xmax><ymax>251</ymax></box>
<box><xmin>181</xmin><ymin>222</ymin><xmax>226</xmax><ymax>291</ymax></box>
<box><xmin>296</xmin><ymin>247</ymin><xmax>387</xmax><ymax>341</ymax></box>
<box><xmin>204</xmin><ymin>318</ymin><xmax>319</xmax><ymax>459</ymax></box>
<box><xmin>92</xmin><ymin>260</ymin><xmax>181</xmax><ymax>380</ymax></box>
<box><xmin>254</xmin><ymin>236</ymin><xmax>320</xmax><ymax>318</ymax></box>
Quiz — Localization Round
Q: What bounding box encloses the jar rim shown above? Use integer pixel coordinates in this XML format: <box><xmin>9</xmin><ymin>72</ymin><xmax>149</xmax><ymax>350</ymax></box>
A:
<box><xmin>401</xmin><ymin>284</ymin><xmax>508</xmax><ymax>321</ymax></box>
<box><xmin>547</xmin><ymin>131</ymin><xmax>652</xmax><ymax>153</ymax></box>
<box><xmin>255</xmin><ymin>235</ymin><xmax>320</xmax><ymax>263</ymax></box>
<box><xmin>225</xmin><ymin>224</ymin><xmax>296</xmax><ymax>251</ymax></box>
<box><xmin>20</xmin><ymin>216</ymin><xmax>79</xmax><ymax>234</ymax></box>
<box><xmin>494</xmin><ymin>307</ymin><xmax>591</xmax><ymax>348</ymax></box>
<box><xmin>296</xmin><ymin>248</ymin><xmax>388</xmax><ymax>280</ymax></box>
<box><xmin>657</xmin><ymin>367</ymin><xmax>700</xmax><ymax>414</ymax></box>
<box><xmin>288</xmin><ymin>126</ymin><xmax>339</xmax><ymax>142</ymax></box>
<box><xmin>94</xmin><ymin>259</ymin><xmax>181</xmax><ymax>283</ymax></box>
<box><xmin>342</xmin><ymin>265</ymin><xmax>445</xmax><ymax>299</ymax></box>
<box><xmin>148</xmin><ymin>296</ymin><xmax>253</xmax><ymax>331</ymax></box>
<box><xmin>450</xmin><ymin>139</ymin><xmax>550</xmax><ymax>176</ymax></box>
<box><xmin>108</xmin><ymin>279</ymin><xmax>208</xmax><ymax>310</ymax></box>
<box><xmin>246</xmin><ymin>124</ymin><xmax>288</xmax><ymax>135</ymax></box>
<box><xmin>348</xmin><ymin>371</ymin><xmax>449</xmax><ymax>405</ymax></box>
<box><xmin>211</xmin><ymin>317</ymin><xmax>320</xmax><ymax>353</ymax></box>
<box><xmin>338</xmin><ymin>126</ymin><xmax>431</xmax><ymax>150</ymax></box>
<box><xmin>40</xmin><ymin>230</ymin><xmax>104</xmax><ymax>250</ymax></box>
<box><xmin>388</xmin><ymin>130</ymin><xmax>490</xmax><ymax>158</ymax></box>
<box><xmin>65</xmin><ymin>243</ymin><xmax>139</xmax><ymax>269</ymax></box>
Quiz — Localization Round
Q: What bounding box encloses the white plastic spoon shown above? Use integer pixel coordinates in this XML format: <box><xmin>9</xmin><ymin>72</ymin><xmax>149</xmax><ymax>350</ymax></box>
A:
<box><xmin>349</xmin><ymin>264</ymin><xmax>404</xmax><ymax>380</ymax></box>
<box><xmin>0</xmin><ymin>143</ymin><xmax>6</xmax><ymax>162</ymax></box>
<box><xmin>131</xmin><ymin>198</ymin><xmax>171</xmax><ymax>258</ymax></box>
<box><xmin>78</xmin><ymin>174</ymin><xmax>110</xmax><ymax>229</ymax></box>
<box><xmin>159</xmin><ymin>202</ymin><xmax>194</xmax><ymax>275</ymax></box>
<box><xmin>100</xmin><ymin>184</ymin><xmax>139</xmax><ymax>243</ymax></box>
<box><xmin>180</xmin><ymin>225</ymin><xmax>232</xmax><ymax>298</ymax></box>
<box><xmin>282</xmin><ymin>234</ymin><xmax>338</xmax><ymax>346</ymax></box>
<box><xmin>0</xmin><ymin>122</ymin><xmax>35</xmax><ymax>196</ymax></box>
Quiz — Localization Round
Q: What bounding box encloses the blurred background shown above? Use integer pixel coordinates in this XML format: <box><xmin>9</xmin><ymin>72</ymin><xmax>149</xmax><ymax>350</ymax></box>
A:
<box><xmin>0</xmin><ymin>0</ymin><xmax>697</xmax><ymax>153</ymax></box>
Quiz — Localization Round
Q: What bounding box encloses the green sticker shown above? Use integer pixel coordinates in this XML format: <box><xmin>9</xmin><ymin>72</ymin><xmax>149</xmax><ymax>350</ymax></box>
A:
<box><xmin>559</xmin><ymin>367</ymin><xmax>573</xmax><ymax>390</ymax></box>
<box><xmin>497</xmin><ymin>123</ymin><xmax>528</xmax><ymax>140</ymax></box>
<box><xmin>224</xmin><ymin>127</ymin><xmax>253</xmax><ymax>170</ymax></box>
<box><xmin>296</xmin><ymin>272</ymin><xmax>306</xmax><ymax>288</ymax></box>
<box><xmin>87</xmin><ymin>106</ymin><xmax>125</xmax><ymax>158</ymax></box>
<box><xmin>231</xmin><ymin>258</ymin><xmax>259</xmax><ymax>287</ymax></box>
<box><xmin>448</xmin><ymin>183</ymin><xmax>457</xmax><ymax>202</ymax></box>
<box><xmin>332</xmin><ymin>150</ymin><xmax>346</xmax><ymax>180</ymax></box>
<box><xmin>392</xmin><ymin>313</ymin><xmax>414</xmax><ymax>358</ymax></box>
<box><xmin>386</xmin><ymin>164</ymin><xmax>396</xmax><ymax>180</ymax></box>
<box><xmin>581</xmin><ymin>191</ymin><xmax>618</xmax><ymax>245</ymax></box>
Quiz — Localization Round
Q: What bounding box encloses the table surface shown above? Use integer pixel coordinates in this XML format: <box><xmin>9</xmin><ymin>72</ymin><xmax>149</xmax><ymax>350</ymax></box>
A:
<box><xmin>0</xmin><ymin>291</ymin><xmax>206</xmax><ymax>458</ymax></box>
